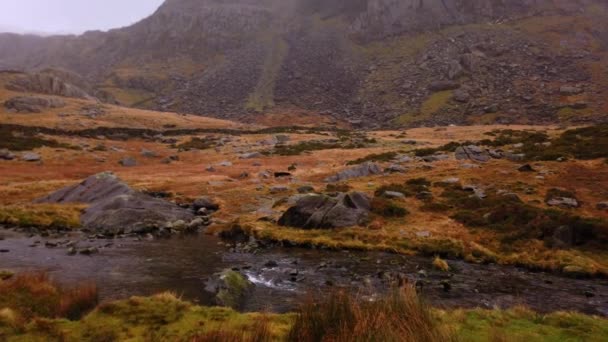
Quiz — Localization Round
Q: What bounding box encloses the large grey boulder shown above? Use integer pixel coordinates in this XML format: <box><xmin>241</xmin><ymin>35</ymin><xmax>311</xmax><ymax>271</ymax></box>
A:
<box><xmin>37</xmin><ymin>172</ymin><xmax>194</xmax><ymax>235</ymax></box>
<box><xmin>455</xmin><ymin>145</ymin><xmax>490</xmax><ymax>163</ymax></box>
<box><xmin>37</xmin><ymin>172</ymin><xmax>132</xmax><ymax>204</ymax></box>
<box><xmin>278</xmin><ymin>192</ymin><xmax>371</xmax><ymax>229</ymax></box>
<box><xmin>81</xmin><ymin>192</ymin><xmax>194</xmax><ymax>235</ymax></box>
<box><xmin>324</xmin><ymin>162</ymin><xmax>382</xmax><ymax>183</ymax></box>
<box><xmin>4</xmin><ymin>96</ymin><xmax>65</xmax><ymax>113</ymax></box>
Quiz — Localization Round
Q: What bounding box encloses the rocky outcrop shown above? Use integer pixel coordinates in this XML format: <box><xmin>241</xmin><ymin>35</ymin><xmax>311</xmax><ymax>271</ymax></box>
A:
<box><xmin>455</xmin><ymin>145</ymin><xmax>491</xmax><ymax>163</ymax></box>
<box><xmin>325</xmin><ymin>162</ymin><xmax>382</xmax><ymax>182</ymax></box>
<box><xmin>6</xmin><ymin>71</ymin><xmax>93</xmax><ymax>99</ymax></box>
<box><xmin>278</xmin><ymin>192</ymin><xmax>371</xmax><ymax>229</ymax></box>
<box><xmin>4</xmin><ymin>96</ymin><xmax>65</xmax><ymax>113</ymax></box>
<box><xmin>37</xmin><ymin>172</ymin><xmax>197</xmax><ymax>235</ymax></box>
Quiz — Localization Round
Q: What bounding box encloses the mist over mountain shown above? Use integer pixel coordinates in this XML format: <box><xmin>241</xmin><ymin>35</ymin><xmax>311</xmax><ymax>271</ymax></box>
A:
<box><xmin>1</xmin><ymin>0</ymin><xmax>607</xmax><ymax>127</ymax></box>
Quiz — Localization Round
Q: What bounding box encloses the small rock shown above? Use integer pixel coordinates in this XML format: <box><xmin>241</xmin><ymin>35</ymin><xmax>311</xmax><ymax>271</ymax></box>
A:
<box><xmin>141</xmin><ymin>149</ymin><xmax>157</xmax><ymax>158</ymax></box>
<box><xmin>428</xmin><ymin>80</ymin><xmax>460</xmax><ymax>92</ymax></box>
<box><xmin>239</xmin><ymin>152</ymin><xmax>262</xmax><ymax>159</ymax></box>
<box><xmin>421</xmin><ymin>154</ymin><xmax>450</xmax><ymax>163</ymax></box>
<box><xmin>559</xmin><ymin>86</ymin><xmax>583</xmax><ymax>96</ymax></box>
<box><xmin>504</xmin><ymin>153</ymin><xmax>525</xmax><ymax>162</ymax></box>
<box><xmin>518</xmin><ymin>164</ymin><xmax>535</xmax><ymax>172</ymax></box>
<box><xmin>79</xmin><ymin>247</ymin><xmax>99</xmax><ymax>255</ymax></box>
<box><xmin>383</xmin><ymin>191</ymin><xmax>405</xmax><ymax>199</ymax></box>
<box><xmin>119</xmin><ymin>157</ymin><xmax>137</xmax><ymax>167</ymax></box>
<box><xmin>270</xmin><ymin>185</ymin><xmax>289</xmax><ymax>194</ymax></box>
<box><xmin>298</xmin><ymin>185</ymin><xmax>315</xmax><ymax>194</ymax></box>
<box><xmin>264</xmin><ymin>260</ymin><xmax>279</xmax><ymax>268</ymax></box>
<box><xmin>547</xmin><ymin>197</ymin><xmax>579</xmax><ymax>209</ymax></box>
<box><xmin>416</xmin><ymin>231</ymin><xmax>431</xmax><ymax>238</ymax></box>
<box><xmin>0</xmin><ymin>149</ymin><xmax>16</xmax><ymax>160</ymax></box>
<box><xmin>274</xmin><ymin>172</ymin><xmax>292</xmax><ymax>178</ymax></box>
<box><xmin>193</xmin><ymin>196</ymin><xmax>220</xmax><ymax>211</ymax></box>
<box><xmin>385</xmin><ymin>164</ymin><xmax>408</xmax><ymax>173</ymax></box>
<box><xmin>22</xmin><ymin>152</ymin><xmax>41</xmax><ymax>162</ymax></box>
<box><xmin>219</xmin><ymin>161</ymin><xmax>233</xmax><ymax>167</ymax></box>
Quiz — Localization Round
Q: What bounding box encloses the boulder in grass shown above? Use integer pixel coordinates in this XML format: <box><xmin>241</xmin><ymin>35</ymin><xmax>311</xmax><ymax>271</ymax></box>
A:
<box><xmin>455</xmin><ymin>145</ymin><xmax>490</xmax><ymax>163</ymax></box>
<box><xmin>0</xmin><ymin>149</ymin><xmax>15</xmax><ymax>161</ymax></box>
<box><xmin>119</xmin><ymin>157</ymin><xmax>137</xmax><ymax>167</ymax></box>
<box><xmin>324</xmin><ymin>162</ymin><xmax>382</xmax><ymax>183</ymax></box>
<box><xmin>37</xmin><ymin>172</ymin><xmax>194</xmax><ymax>235</ymax></box>
<box><xmin>22</xmin><ymin>152</ymin><xmax>41</xmax><ymax>162</ymax></box>
<box><xmin>278</xmin><ymin>192</ymin><xmax>371</xmax><ymax>229</ymax></box>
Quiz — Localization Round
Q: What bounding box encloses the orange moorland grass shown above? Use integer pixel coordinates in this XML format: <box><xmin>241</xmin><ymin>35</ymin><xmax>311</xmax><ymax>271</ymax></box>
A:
<box><xmin>288</xmin><ymin>286</ymin><xmax>455</xmax><ymax>342</ymax></box>
<box><xmin>192</xmin><ymin>316</ymin><xmax>273</xmax><ymax>342</ymax></box>
<box><xmin>0</xmin><ymin>272</ymin><xmax>98</xmax><ymax>322</ymax></box>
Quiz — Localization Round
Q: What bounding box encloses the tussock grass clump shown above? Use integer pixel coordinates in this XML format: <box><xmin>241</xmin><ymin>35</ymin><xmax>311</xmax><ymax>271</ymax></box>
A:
<box><xmin>438</xmin><ymin>185</ymin><xmax>607</xmax><ymax>248</ymax></box>
<box><xmin>414</xmin><ymin>142</ymin><xmax>463</xmax><ymax>157</ymax></box>
<box><xmin>325</xmin><ymin>183</ymin><xmax>352</xmax><ymax>193</ymax></box>
<box><xmin>288</xmin><ymin>286</ymin><xmax>455</xmax><ymax>342</ymax></box>
<box><xmin>375</xmin><ymin>178</ymin><xmax>431</xmax><ymax>197</ymax></box>
<box><xmin>485</xmin><ymin>124</ymin><xmax>608</xmax><ymax>161</ymax></box>
<box><xmin>269</xmin><ymin>141</ymin><xmax>344</xmax><ymax>156</ymax></box>
<box><xmin>193</xmin><ymin>316</ymin><xmax>273</xmax><ymax>342</ymax></box>
<box><xmin>371</xmin><ymin>197</ymin><xmax>409</xmax><ymax>218</ymax></box>
<box><xmin>433</xmin><ymin>256</ymin><xmax>450</xmax><ymax>272</ymax></box>
<box><xmin>374</xmin><ymin>183</ymin><xmax>412</xmax><ymax>197</ymax></box>
<box><xmin>480</xmin><ymin>129</ymin><xmax>549</xmax><ymax>147</ymax></box>
<box><xmin>0</xmin><ymin>272</ymin><xmax>98</xmax><ymax>322</ymax></box>
<box><xmin>177</xmin><ymin>137</ymin><xmax>216</xmax><ymax>150</ymax></box>
<box><xmin>0</xmin><ymin>204</ymin><xmax>84</xmax><ymax>229</ymax></box>
<box><xmin>347</xmin><ymin>151</ymin><xmax>399</xmax><ymax>165</ymax></box>
<box><xmin>545</xmin><ymin>188</ymin><xmax>577</xmax><ymax>202</ymax></box>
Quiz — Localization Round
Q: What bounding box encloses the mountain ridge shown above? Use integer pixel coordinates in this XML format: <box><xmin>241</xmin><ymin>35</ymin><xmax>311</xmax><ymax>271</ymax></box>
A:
<box><xmin>0</xmin><ymin>0</ymin><xmax>607</xmax><ymax>128</ymax></box>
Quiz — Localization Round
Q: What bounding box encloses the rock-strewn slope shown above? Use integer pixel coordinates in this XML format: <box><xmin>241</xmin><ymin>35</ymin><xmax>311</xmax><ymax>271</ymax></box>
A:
<box><xmin>1</xmin><ymin>0</ymin><xmax>607</xmax><ymax>127</ymax></box>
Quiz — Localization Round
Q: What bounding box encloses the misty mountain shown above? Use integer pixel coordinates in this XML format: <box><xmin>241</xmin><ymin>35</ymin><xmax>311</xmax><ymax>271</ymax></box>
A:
<box><xmin>1</xmin><ymin>0</ymin><xmax>607</xmax><ymax>127</ymax></box>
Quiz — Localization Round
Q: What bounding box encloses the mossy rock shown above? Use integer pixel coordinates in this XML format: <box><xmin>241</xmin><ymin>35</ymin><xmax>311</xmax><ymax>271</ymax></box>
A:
<box><xmin>210</xmin><ymin>270</ymin><xmax>254</xmax><ymax>309</ymax></box>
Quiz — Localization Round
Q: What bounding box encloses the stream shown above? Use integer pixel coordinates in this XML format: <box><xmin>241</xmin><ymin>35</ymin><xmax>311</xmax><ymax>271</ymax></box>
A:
<box><xmin>0</xmin><ymin>229</ymin><xmax>606</xmax><ymax>316</ymax></box>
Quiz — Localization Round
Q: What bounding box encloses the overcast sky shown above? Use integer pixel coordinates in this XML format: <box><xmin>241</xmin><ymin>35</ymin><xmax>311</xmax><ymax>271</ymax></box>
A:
<box><xmin>0</xmin><ymin>0</ymin><xmax>165</xmax><ymax>35</ymax></box>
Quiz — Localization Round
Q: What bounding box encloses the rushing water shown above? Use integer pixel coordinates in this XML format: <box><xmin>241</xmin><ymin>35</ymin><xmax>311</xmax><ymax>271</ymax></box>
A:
<box><xmin>0</xmin><ymin>229</ymin><xmax>607</xmax><ymax>315</ymax></box>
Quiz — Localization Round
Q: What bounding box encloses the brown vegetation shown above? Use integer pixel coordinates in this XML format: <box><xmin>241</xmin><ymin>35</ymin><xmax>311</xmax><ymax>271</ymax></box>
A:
<box><xmin>288</xmin><ymin>286</ymin><xmax>454</xmax><ymax>342</ymax></box>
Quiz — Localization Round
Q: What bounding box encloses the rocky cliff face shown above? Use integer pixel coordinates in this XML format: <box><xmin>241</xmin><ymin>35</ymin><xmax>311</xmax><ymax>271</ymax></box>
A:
<box><xmin>1</xmin><ymin>0</ymin><xmax>607</xmax><ymax>127</ymax></box>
